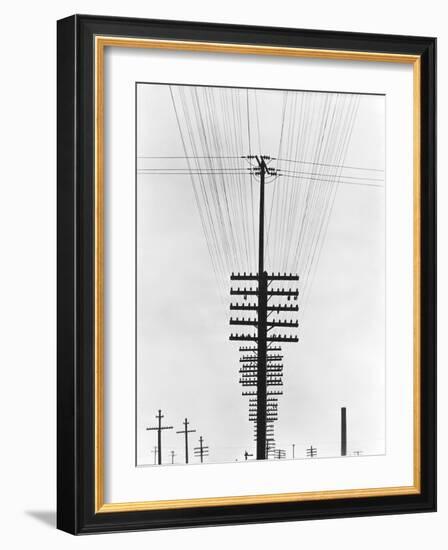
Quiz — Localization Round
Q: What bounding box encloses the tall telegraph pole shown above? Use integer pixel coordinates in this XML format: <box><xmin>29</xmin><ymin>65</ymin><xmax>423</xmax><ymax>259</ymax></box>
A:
<box><xmin>257</xmin><ymin>156</ymin><xmax>268</xmax><ymax>459</ymax></box>
<box><xmin>229</xmin><ymin>155</ymin><xmax>299</xmax><ymax>459</ymax></box>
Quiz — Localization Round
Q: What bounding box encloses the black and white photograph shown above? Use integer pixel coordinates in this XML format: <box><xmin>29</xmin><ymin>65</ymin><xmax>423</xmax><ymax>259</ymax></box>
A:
<box><xmin>136</xmin><ymin>82</ymin><xmax>385</xmax><ymax>467</ymax></box>
<box><xmin>0</xmin><ymin>0</ymin><xmax>439</xmax><ymax>543</ymax></box>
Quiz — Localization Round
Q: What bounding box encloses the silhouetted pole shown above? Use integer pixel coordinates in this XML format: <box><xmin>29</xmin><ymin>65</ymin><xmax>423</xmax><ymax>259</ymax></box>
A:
<box><xmin>194</xmin><ymin>436</ymin><xmax>209</xmax><ymax>463</ymax></box>
<box><xmin>266</xmin><ymin>437</ymin><xmax>275</xmax><ymax>458</ymax></box>
<box><xmin>274</xmin><ymin>449</ymin><xmax>286</xmax><ymax>459</ymax></box>
<box><xmin>176</xmin><ymin>418</ymin><xmax>196</xmax><ymax>464</ymax></box>
<box><xmin>256</xmin><ymin>158</ymin><xmax>268</xmax><ymax>460</ymax></box>
<box><xmin>244</xmin><ymin>450</ymin><xmax>253</xmax><ymax>461</ymax></box>
<box><xmin>341</xmin><ymin>407</ymin><xmax>347</xmax><ymax>456</ymax></box>
<box><xmin>146</xmin><ymin>409</ymin><xmax>173</xmax><ymax>465</ymax></box>
<box><xmin>229</xmin><ymin>156</ymin><xmax>298</xmax><ymax>460</ymax></box>
<box><xmin>170</xmin><ymin>450</ymin><xmax>176</xmax><ymax>464</ymax></box>
<box><xmin>306</xmin><ymin>445</ymin><xmax>317</xmax><ymax>458</ymax></box>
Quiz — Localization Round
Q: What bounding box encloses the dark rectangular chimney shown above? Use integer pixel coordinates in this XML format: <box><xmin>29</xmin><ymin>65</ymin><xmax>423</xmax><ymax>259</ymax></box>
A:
<box><xmin>341</xmin><ymin>407</ymin><xmax>347</xmax><ymax>456</ymax></box>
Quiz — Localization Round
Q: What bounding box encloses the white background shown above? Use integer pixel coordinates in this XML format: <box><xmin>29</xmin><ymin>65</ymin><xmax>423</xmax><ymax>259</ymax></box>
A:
<box><xmin>0</xmin><ymin>0</ymin><xmax>443</xmax><ymax>548</ymax></box>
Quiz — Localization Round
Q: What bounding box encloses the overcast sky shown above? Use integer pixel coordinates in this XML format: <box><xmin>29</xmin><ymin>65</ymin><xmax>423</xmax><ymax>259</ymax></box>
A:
<box><xmin>136</xmin><ymin>83</ymin><xmax>385</xmax><ymax>467</ymax></box>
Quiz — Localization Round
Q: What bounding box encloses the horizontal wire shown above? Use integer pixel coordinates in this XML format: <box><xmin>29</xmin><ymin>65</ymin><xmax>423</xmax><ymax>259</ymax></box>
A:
<box><xmin>280</xmin><ymin>173</ymin><xmax>384</xmax><ymax>187</ymax></box>
<box><xmin>137</xmin><ymin>171</ymin><xmax>383</xmax><ymax>187</ymax></box>
<box><xmin>341</xmin><ymin>180</ymin><xmax>384</xmax><ymax>188</ymax></box>
<box><xmin>275</xmin><ymin>157</ymin><xmax>384</xmax><ymax>172</ymax></box>
<box><xmin>137</xmin><ymin>167</ymin><xmax>249</xmax><ymax>171</ymax></box>
<box><xmin>279</xmin><ymin>169</ymin><xmax>384</xmax><ymax>182</ymax></box>
<box><xmin>137</xmin><ymin>171</ymin><xmax>251</xmax><ymax>175</ymax></box>
<box><xmin>137</xmin><ymin>155</ymin><xmax>244</xmax><ymax>159</ymax></box>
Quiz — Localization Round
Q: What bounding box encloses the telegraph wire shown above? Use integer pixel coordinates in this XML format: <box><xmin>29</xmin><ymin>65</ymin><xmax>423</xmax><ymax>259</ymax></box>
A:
<box><xmin>140</xmin><ymin>86</ymin><xmax>382</xmax><ymax>315</ymax></box>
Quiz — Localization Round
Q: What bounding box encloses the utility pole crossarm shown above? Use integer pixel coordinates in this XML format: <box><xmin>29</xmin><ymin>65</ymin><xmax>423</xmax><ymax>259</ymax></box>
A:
<box><xmin>231</xmin><ymin>303</ymin><xmax>258</xmax><ymax>311</ymax></box>
<box><xmin>230</xmin><ymin>288</ymin><xmax>258</xmax><ymax>296</ymax></box>
<box><xmin>242</xmin><ymin>390</ymin><xmax>283</xmax><ymax>396</ymax></box>
<box><xmin>267</xmin><ymin>273</ymin><xmax>300</xmax><ymax>281</ymax></box>
<box><xmin>267</xmin><ymin>288</ymin><xmax>299</xmax><ymax>298</ymax></box>
<box><xmin>239</xmin><ymin>355</ymin><xmax>282</xmax><ymax>362</ymax></box>
<box><xmin>240</xmin><ymin>370</ymin><xmax>283</xmax><ymax>376</ymax></box>
<box><xmin>267</xmin><ymin>335</ymin><xmax>298</xmax><ymax>342</ymax></box>
<box><xmin>229</xmin><ymin>317</ymin><xmax>258</xmax><ymax>326</ymax></box>
<box><xmin>267</xmin><ymin>304</ymin><xmax>298</xmax><ymax>312</ymax></box>
<box><xmin>266</xmin><ymin>320</ymin><xmax>299</xmax><ymax>328</ymax></box>
<box><xmin>229</xmin><ymin>333</ymin><xmax>257</xmax><ymax>342</ymax></box>
<box><xmin>240</xmin><ymin>368</ymin><xmax>283</xmax><ymax>376</ymax></box>
<box><xmin>231</xmin><ymin>272</ymin><xmax>258</xmax><ymax>281</ymax></box>
<box><xmin>249</xmin><ymin>397</ymin><xmax>278</xmax><ymax>403</ymax></box>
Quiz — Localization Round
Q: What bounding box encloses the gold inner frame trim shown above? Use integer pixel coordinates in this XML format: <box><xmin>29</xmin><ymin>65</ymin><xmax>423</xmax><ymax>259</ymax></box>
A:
<box><xmin>94</xmin><ymin>35</ymin><xmax>421</xmax><ymax>513</ymax></box>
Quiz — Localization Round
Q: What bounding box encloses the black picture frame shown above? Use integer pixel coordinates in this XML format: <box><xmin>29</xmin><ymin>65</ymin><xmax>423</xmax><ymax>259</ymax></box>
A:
<box><xmin>57</xmin><ymin>14</ymin><xmax>436</xmax><ymax>535</ymax></box>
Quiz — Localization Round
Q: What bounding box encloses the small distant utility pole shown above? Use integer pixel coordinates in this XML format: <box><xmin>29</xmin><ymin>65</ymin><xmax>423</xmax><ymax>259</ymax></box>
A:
<box><xmin>292</xmin><ymin>443</ymin><xmax>296</xmax><ymax>459</ymax></box>
<box><xmin>152</xmin><ymin>446</ymin><xmax>158</xmax><ymax>465</ymax></box>
<box><xmin>341</xmin><ymin>407</ymin><xmax>347</xmax><ymax>456</ymax></box>
<box><xmin>146</xmin><ymin>409</ymin><xmax>173</xmax><ymax>465</ymax></box>
<box><xmin>244</xmin><ymin>450</ymin><xmax>254</xmax><ymax>461</ymax></box>
<box><xmin>274</xmin><ymin>449</ymin><xmax>286</xmax><ymax>459</ymax></box>
<box><xmin>266</xmin><ymin>437</ymin><xmax>276</xmax><ymax>458</ymax></box>
<box><xmin>193</xmin><ymin>436</ymin><xmax>209</xmax><ymax>463</ymax></box>
<box><xmin>176</xmin><ymin>418</ymin><xmax>196</xmax><ymax>464</ymax></box>
<box><xmin>170</xmin><ymin>450</ymin><xmax>176</xmax><ymax>464</ymax></box>
<box><xmin>306</xmin><ymin>445</ymin><xmax>317</xmax><ymax>458</ymax></box>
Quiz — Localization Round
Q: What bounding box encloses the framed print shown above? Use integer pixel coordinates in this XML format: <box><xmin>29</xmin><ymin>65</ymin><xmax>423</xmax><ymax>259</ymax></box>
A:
<box><xmin>57</xmin><ymin>15</ymin><xmax>436</xmax><ymax>534</ymax></box>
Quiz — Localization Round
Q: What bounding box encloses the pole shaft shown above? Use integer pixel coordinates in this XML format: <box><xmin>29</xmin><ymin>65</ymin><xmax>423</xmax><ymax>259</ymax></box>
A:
<box><xmin>257</xmin><ymin>165</ymin><xmax>267</xmax><ymax>460</ymax></box>
<box><xmin>258</xmin><ymin>160</ymin><xmax>265</xmax><ymax>276</ymax></box>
